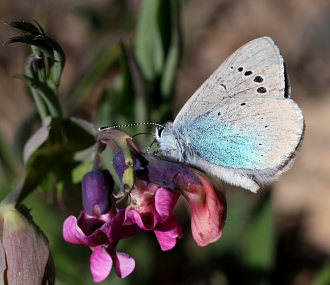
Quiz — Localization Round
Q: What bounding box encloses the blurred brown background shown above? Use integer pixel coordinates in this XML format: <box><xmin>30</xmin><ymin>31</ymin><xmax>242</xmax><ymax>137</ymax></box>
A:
<box><xmin>1</xmin><ymin>0</ymin><xmax>330</xmax><ymax>284</ymax></box>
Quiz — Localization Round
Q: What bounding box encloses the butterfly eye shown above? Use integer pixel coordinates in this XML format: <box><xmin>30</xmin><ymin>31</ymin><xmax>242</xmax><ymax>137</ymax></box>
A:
<box><xmin>156</xmin><ymin>127</ymin><xmax>165</xmax><ymax>140</ymax></box>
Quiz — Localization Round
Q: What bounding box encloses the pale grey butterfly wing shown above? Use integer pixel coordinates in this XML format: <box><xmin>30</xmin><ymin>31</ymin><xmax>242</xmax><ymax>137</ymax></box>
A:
<box><xmin>158</xmin><ymin>37</ymin><xmax>304</xmax><ymax>192</ymax></box>
<box><xmin>180</xmin><ymin>96</ymin><xmax>304</xmax><ymax>192</ymax></box>
<box><xmin>174</xmin><ymin>37</ymin><xmax>288</xmax><ymax>124</ymax></box>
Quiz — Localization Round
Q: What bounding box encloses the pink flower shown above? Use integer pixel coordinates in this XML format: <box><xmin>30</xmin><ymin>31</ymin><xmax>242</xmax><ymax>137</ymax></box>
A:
<box><xmin>124</xmin><ymin>179</ymin><xmax>183</xmax><ymax>251</ymax></box>
<box><xmin>63</xmin><ymin>168</ymin><xmax>139</xmax><ymax>282</ymax></box>
<box><xmin>64</xmin><ymin>129</ymin><xmax>227</xmax><ymax>283</ymax></box>
<box><xmin>112</xmin><ymin>146</ymin><xmax>227</xmax><ymax>248</ymax></box>
<box><xmin>63</xmin><ymin>210</ymin><xmax>139</xmax><ymax>282</ymax></box>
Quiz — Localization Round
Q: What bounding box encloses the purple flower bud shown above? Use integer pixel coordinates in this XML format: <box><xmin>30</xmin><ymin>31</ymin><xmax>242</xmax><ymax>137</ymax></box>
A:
<box><xmin>82</xmin><ymin>169</ymin><xmax>114</xmax><ymax>216</ymax></box>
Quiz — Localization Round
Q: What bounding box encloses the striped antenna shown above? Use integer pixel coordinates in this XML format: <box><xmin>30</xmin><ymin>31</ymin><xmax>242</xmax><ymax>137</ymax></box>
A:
<box><xmin>98</xmin><ymin>122</ymin><xmax>165</xmax><ymax>131</ymax></box>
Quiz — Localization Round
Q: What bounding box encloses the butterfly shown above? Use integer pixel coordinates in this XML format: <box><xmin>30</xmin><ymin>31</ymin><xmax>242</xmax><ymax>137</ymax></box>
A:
<box><xmin>155</xmin><ymin>37</ymin><xmax>305</xmax><ymax>192</ymax></box>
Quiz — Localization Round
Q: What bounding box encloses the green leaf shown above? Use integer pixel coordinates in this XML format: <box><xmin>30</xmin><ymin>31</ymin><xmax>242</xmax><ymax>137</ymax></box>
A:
<box><xmin>161</xmin><ymin>42</ymin><xmax>179</xmax><ymax>100</ymax></box>
<box><xmin>74</xmin><ymin>143</ymin><xmax>99</xmax><ymax>166</ymax></box>
<box><xmin>157</xmin><ymin>0</ymin><xmax>173</xmax><ymax>54</ymax></box>
<box><xmin>44</xmin><ymin>36</ymin><xmax>65</xmax><ymax>92</ymax></box>
<box><xmin>68</xmin><ymin>117</ymin><xmax>97</xmax><ymax>137</ymax></box>
<box><xmin>3</xmin><ymin>131</ymin><xmax>85</xmax><ymax>205</ymax></box>
<box><xmin>63</xmin><ymin>43</ymin><xmax>120</xmax><ymax>115</ymax></box>
<box><xmin>21</xmin><ymin>144</ymin><xmax>81</xmax><ymax>205</ymax></box>
<box><xmin>244</xmin><ymin>191</ymin><xmax>275</xmax><ymax>270</ymax></box>
<box><xmin>4</xmin><ymin>21</ymin><xmax>41</xmax><ymax>35</ymax></box>
<box><xmin>64</xmin><ymin>118</ymin><xmax>96</xmax><ymax>151</ymax></box>
<box><xmin>121</xmin><ymin>43</ymin><xmax>148</xmax><ymax>131</ymax></box>
<box><xmin>5</xmin><ymin>35</ymin><xmax>53</xmax><ymax>57</ymax></box>
<box><xmin>13</xmin><ymin>112</ymin><xmax>40</xmax><ymax>162</ymax></box>
<box><xmin>23</xmin><ymin>117</ymin><xmax>52</xmax><ymax>163</ymax></box>
<box><xmin>160</xmin><ymin>0</ymin><xmax>182</xmax><ymax>99</ymax></box>
<box><xmin>113</xmin><ymin>43</ymin><xmax>136</xmax><ymax>122</ymax></box>
<box><xmin>15</xmin><ymin>74</ymin><xmax>62</xmax><ymax>119</ymax></box>
<box><xmin>24</xmin><ymin>55</ymin><xmax>49</xmax><ymax>121</ymax></box>
<box><xmin>135</xmin><ymin>0</ymin><xmax>164</xmax><ymax>81</ymax></box>
<box><xmin>3</xmin><ymin>148</ymin><xmax>54</xmax><ymax>205</ymax></box>
<box><xmin>22</xmin><ymin>148</ymin><xmax>60</xmax><ymax>200</ymax></box>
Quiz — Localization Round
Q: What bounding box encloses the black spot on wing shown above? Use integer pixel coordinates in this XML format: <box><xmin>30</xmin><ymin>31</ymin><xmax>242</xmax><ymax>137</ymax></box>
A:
<box><xmin>254</xmin><ymin>76</ymin><xmax>263</xmax><ymax>83</ymax></box>
<box><xmin>244</xmin><ymin>71</ymin><xmax>252</xmax><ymax>76</ymax></box>
<box><xmin>240</xmin><ymin>103</ymin><xmax>246</xmax><ymax>106</ymax></box>
<box><xmin>238</xmin><ymin>67</ymin><xmax>243</xmax><ymax>72</ymax></box>
<box><xmin>257</xmin><ymin>87</ymin><xmax>267</xmax><ymax>93</ymax></box>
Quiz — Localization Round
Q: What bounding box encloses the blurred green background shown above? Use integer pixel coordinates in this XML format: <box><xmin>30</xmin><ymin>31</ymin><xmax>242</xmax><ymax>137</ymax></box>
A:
<box><xmin>1</xmin><ymin>0</ymin><xmax>330</xmax><ymax>284</ymax></box>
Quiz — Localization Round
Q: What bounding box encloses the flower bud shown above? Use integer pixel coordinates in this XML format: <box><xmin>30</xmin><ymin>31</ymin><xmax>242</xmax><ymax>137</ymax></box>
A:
<box><xmin>0</xmin><ymin>203</ymin><xmax>55</xmax><ymax>285</ymax></box>
<box><xmin>82</xmin><ymin>169</ymin><xmax>114</xmax><ymax>216</ymax></box>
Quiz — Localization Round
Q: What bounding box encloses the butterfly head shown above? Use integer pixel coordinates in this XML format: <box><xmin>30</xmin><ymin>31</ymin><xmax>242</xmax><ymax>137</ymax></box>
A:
<box><xmin>154</xmin><ymin>122</ymin><xmax>186</xmax><ymax>162</ymax></box>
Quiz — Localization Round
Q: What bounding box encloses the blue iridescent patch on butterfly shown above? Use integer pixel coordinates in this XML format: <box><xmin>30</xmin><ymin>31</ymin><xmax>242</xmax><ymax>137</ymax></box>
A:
<box><xmin>186</xmin><ymin>112</ymin><xmax>269</xmax><ymax>169</ymax></box>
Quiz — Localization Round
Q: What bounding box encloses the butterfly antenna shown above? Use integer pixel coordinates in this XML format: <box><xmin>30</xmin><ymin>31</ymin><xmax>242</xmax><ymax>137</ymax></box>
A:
<box><xmin>146</xmin><ymin>139</ymin><xmax>157</xmax><ymax>154</ymax></box>
<box><xmin>98</xmin><ymin>122</ymin><xmax>165</xmax><ymax>131</ymax></box>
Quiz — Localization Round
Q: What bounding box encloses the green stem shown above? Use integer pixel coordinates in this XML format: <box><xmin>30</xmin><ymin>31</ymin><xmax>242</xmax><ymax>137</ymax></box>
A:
<box><xmin>31</xmin><ymin>89</ymin><xmax>49</xmax><ymax>122</ymax></box>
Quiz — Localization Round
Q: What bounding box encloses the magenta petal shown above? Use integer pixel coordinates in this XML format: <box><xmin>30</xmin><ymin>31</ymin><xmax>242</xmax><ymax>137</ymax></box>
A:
<box><xmin>101</xmin><ymin>209</ymin><xmax>134</xmax><ymax>241</ymax></box>
<box><xmin>90</xmin><ymin>247</ymin><xmax>113</xmax><ymax>283</ymax></box>
<box><xmin>155</xmin><ymin>188</ymin><xmax>180</xmax><ymax>220</ymax></box>
<box><xmin>125</xmin><ymin>210</ymin><xmax>156</xmax><ymax>230</ymax></box>
<box><xmin>114</xmin><ymin>252</ymin><xmax>135</xmax><ymax>278</ymax></box>
<box><xmin>154</xmin><ymin>217</ymin><xmax>183</xmax><ymax>251</ymax></box>
<box><xmin>63</xmin><ymin>216</ymin><xmax>85</xmax><ymax>244</ymax></box>
<box><xmin>63</xmin><ymin>216</ymin><xmax>106</xmax><ymax>246</ymax></box>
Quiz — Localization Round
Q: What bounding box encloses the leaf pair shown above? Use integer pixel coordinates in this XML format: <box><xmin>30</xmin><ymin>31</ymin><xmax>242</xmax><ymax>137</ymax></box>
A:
<box><xmin>5</xmin><ymin>21</ymin><xmax>65</xmax><ymax>121</ymax></box>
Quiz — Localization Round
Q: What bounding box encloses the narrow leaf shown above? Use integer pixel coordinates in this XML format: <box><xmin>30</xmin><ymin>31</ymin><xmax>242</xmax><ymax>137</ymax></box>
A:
<box><xmin>4</xmin><ymin>35</ymin><xmax>53</xmax><ymax>57</ymax></box>
<box><xmin>4</xmin><ymin>21</ymin><xmax>41</xmax><ymax>35</ymax></box>
<box><xmin>135</xmin><ymin>0</ymin><xmax>164</xmax><ymax>81</ymax></box>
<box><xmin>160</xmin><ymin>0</ymin><xmax>182</xmax><ymax>99</ymax></box>
<box><xmin>24</xmin><ymin>55</ymin><xmax>49</xmax><ymax>121</ymax></box>
<box><xmin>68</xmin><ymin>117</ymin><xmax>97</xmax><ymax>137</ymax></box>
<box><xmin>64</xmin><ymin>118</ymin><xmax>96</xmax><ymax>151</ymax></box>
<box><xmin>15</xmin><ymin>74</ymin><xmax>62</xmax><ymax>118</ymax></box>
<box><xmin>23</xmin><ymin>117</ymin><xmax>52</xmax><ymax>163</ymax></box>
